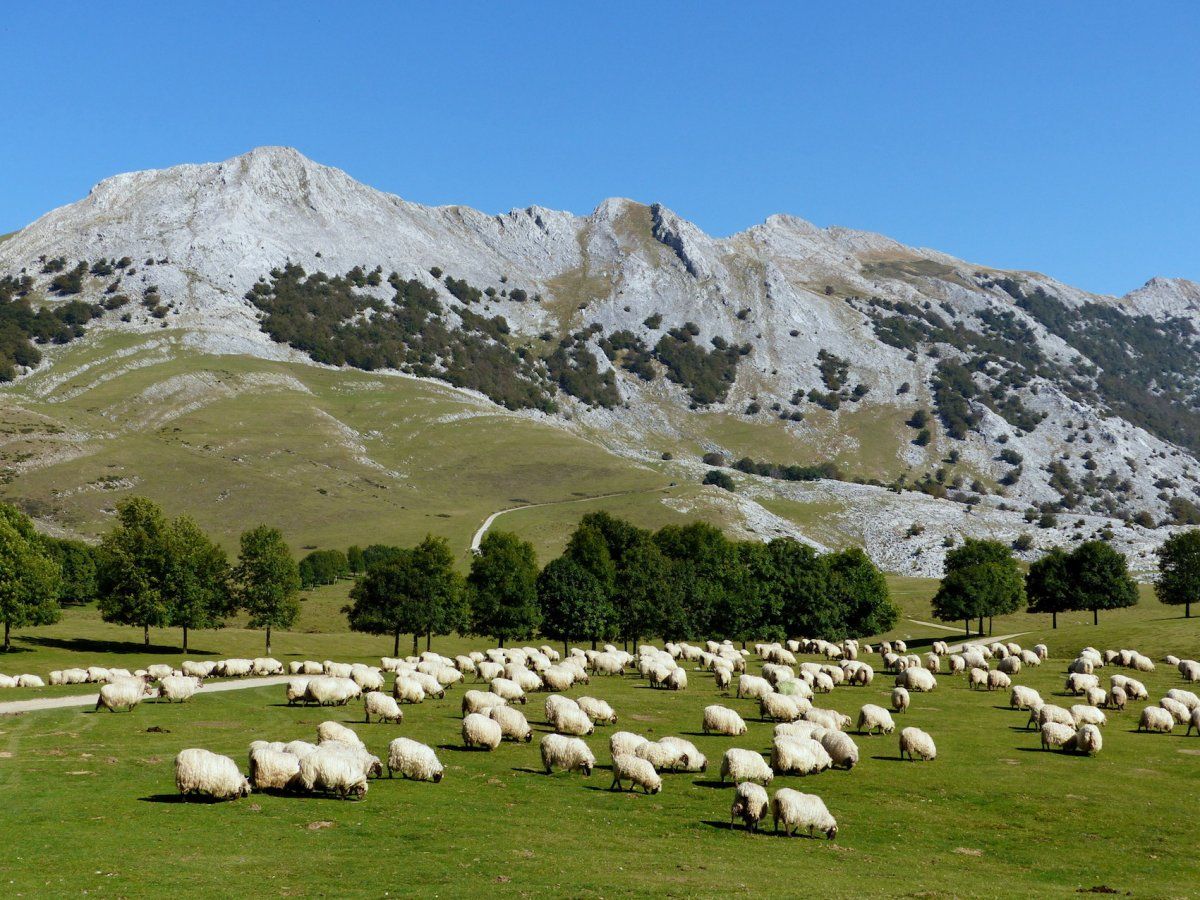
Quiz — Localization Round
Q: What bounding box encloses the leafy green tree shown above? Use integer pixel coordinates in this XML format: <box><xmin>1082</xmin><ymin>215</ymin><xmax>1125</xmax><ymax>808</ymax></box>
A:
<box><xmin>654</xmin><ymin>522</ymin><xmax>746</xmax><ymax>639</ymax></box>
<box><xmin>563</xmin><ymin>523</ymin><xmax>617</xmax><ymax>599</ymax></box>
<box><xmin>932</xmin><ymin>538</ymin><xmax>1024</xmax><ymax>635</ymax></box>
<box><xmin>97</xmin><ymin>497</ymin><xmax>175</xmax><ymax>645</ymax></box>
<box><xmin>468</xmin><ymin>531</ymin><xmax>539</xmax><ymax>646</ymax></box>
<box><xmin>1026</xmin><ymin>547</ymin><xmax>1072</xmax><ymax>628</ymax></box>
<box><xmin>347</xmin><ymin>544</ymin><xmax>365</xmax><ymax>574</ymax></box>
<box><xmin>826</xmin><ymin>547</ymin><xmax>898</xmax><ymax>638</ymax></box>
<box><xmin>166</xmin><ymin>516</ymin><xmax>233</xmax><ymax>653</ymax></box>
<box><xmin>0</xmin><ymin>505</ymin><xmax>61</xmax><ymax>651</ymax></box>
<box><xmin>1155</xmin><ymin>530</ymin><xmax>1200</xmax><ymax>618</ymax></box>
<box><xmin>750</xmin><ymin>538</ymin><xmax>829</xmax><ymax>640</ymax></box>
<box><xmin>362</xmin><ymin>544</ymin><xmax>405</xmax><ymax>570</ymax></box>
<box><xmin>235</xmin><ymin>525</ymin><xmax>301</xmax><ymax>655</ymax></box>
<box><xmin>1069</xmin><ymin>540</ymin><xmax>1138</xmax><ymax>625</ymax></box>
<box><xmin>299</xmin><ymin>549</ymin><xmax>349</xmax><ymax>588</ymax></box>
<box><xmin>536</xmin><ymin>555</ymin><xmax>612</xmax><ymax>652</ymax></box>
<box><xmin>40</xmin><ymin>537</ymin><xmax>97</xmax><ymax>604</ymax></box>
<box><xmin>611</xmin><ymin>529</ymin><xmax>671</xmax><ymax>647</ymax></box>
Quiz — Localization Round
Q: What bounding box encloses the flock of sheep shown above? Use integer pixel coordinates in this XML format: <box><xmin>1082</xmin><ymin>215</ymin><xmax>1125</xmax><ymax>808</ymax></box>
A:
<box><xmin>22</xmin><ymin>633</ymin><xmax>1200</xmax><ymax>841</ymax></box>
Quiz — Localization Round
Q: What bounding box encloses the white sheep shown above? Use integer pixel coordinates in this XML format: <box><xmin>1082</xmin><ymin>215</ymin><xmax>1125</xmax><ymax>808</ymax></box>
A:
<box><xmin>488</xmin><ymin>704</ymin><xmax>533</xmax><ymax>742</ymax></box>
<box><xmin>540</xmin><ymin>733</ymin><xmax>595</xmax><ymax>775</ymax></box>
<box><xmin>387</xmin><ymin>738</ymin><xmax>444</xmax><ymax>782</ymax></box>
<box><xmin>286</xmin><ymin>677</ymin><xmax>310</xmax><ymax>705</ymax></box>
<box><xmin>891</xmin><ymin>686</ymin><xmax>910</xmax><ymax>713</ymax></box>
<box><xmin>1177</xmin><ymin>660</ymin><xmax>1200</xmax><ymax>683</ymax></box>
<box><xmin>304</xmin><ymin>676</ymin><xmax>361</xmax><ymax>706</ymax></box>
<box><xmin>730</xmin><ymin>781</ymin><xmax>770</xmax><ymax>831</ymax></box>
<box><xmin>1083</xmin><ymin>686</ymin><xmax>1107</xmax><ymax>708</ymax></box>
<box><xmin>1187</xmin><ymin>707</ymin><xmax>1200</xmax><ymax>736</ymax></box>
<box><xmin>856</xmin><ymin>704</ymin><xmax>895</xmax><ymax>736</ymax></box>
<box><xmin>820</xmin><ymin>730</ymin><xmax>858</xmax><ymax>770</ymax></box>
<box><xmin>1070</xmin><ymin>705</ymin><xmax>1106</xmax><ymax>728</ymax></box>
<box><xmin>610</xmin><ymin>753</ymin><xmax>662</xmax><ymax>794</ymax></box>
<box><xmin>1041</xmin><ymin>722</ymin><xmax>1077</xmax><ymax>750</ymax></box>
<box><xmin>898</xmin><ymin>667</ymin><xmax>937</xmax><ymax>692</ymax></box>
<box><xmin>986</xmin><ymin>670</ymin><xmax>1011</xmax><ymax>691</ymax></box>
<box><xmin>760</xmin><ymin>692</ymin><xmax>802</xmax><ymax>723</ymax></box>
<box><xmin>158</xmin><ymin>675</ymin><xmax>201</xmax><ymax>703</ymax></box>
<box><xmin>770</xmin><ymin>737</ymin><xmax>832</xmax><ymax>776</ymax></box>
<box><xmin>462</xmin><ymin>712</ymin><xmax>503</xmax><ymax>750</ymax></box>
<box><xmin>967</xmin><ymin>668</ymin><xmax>988</xmax><ymax>690</ymax></box>
<box><xmin>1105</xmin><ymin>686</ymin><xmax>1127</xmax><ymax>711</ymax></box>
<box><xmin>1165</xmin><ymin>689</ymin><xmax>1200</xmax><ymax>710</ymax></box>
<box><xmin>703</xmin><ymin>704</ymin><xmax>748</xmax><ymax>736</ymax></box>
<box><xmin>1137</xmin><ymin>707</ymin><xmax>1175</xmax><ymax>733</ymax></box>
<box><xmin>576</xmin><ymin>696</ymin><xmax>617</xmax><ymax>725</ymax></box>
<box><xmin>659</xmin><ymin>736</ymin><xmax>707</xmax><ymax>772</ymax></box>
<box><xmin>1029</xmin><ymin>704</ymin><xmax>1074</xmax><ymax>731</ymax></box>
<box><xmin>1074</xmin><ymin>724</ymin><xmax>1103</xmax><ymax>755</ymax></box>
<box><xmin>298</xmin><ymin>748</ymin><xmax>369</xmax><ymax>799</ymax></box>
<box><xmin>634</xmin><ymin>740</ymin><xmax>684</xmax><ymax>772</ymax></box>
<box><xmin>804</xmin><ymin>707</ymin><xmax>850</xmax><ymax>732</ymax></box>
<box><xmin>772</xmin><ymin>788</ymin><xmax>838</xmax><ymax>839</ymax></box>
<box><xmin>175</xmin><ymin>748</ymin><xmax>251</xmax><ymax>800</ymax></box>
<box><xmin>95</xmin><ymin>678</ymin><xmax>148</xmax><ymax>712</ymax></box>
<box><xmin>317</xmin><ymin>721</ymin><xmax>364</xmax><ymax>747</ymax></box>
<box><xmin>1010</xmin><ymin>685</ymin><xmax>1042</xmax><ymax>711</ymax></box>
<box><xmin>364</xmin><ymin>691</ymin><xmax>404</xmax><ymax>724</ymax></box>
<box><xmin>898</xmin><ymin>727</ymin><xmax>936</xmax><ymax>761</ymax></box>
<box><xmin>253</xmin><ymin>657</ymin><xmax>284</xmax><ymax>676</ymax></box>
<box><xmin>1159</xmin><ymin>697</ymin><xmax>1191</xmax><ymax>726</ymax></box>
<box><xmin>774</xmin><ymin>721</ymin><xmax>826</xmax><ymax>741</ymax></box>
<box><xmin>737</xmin><ymin>674</ymin><xmax>774</xmax><ymax>700</ymax></box>
<box><xmin>411</xmin><ymin>672</ymin><xmax>445</xmax><ymax>699</ymax></box>
<box><xmin>721</xmin><ymin>748</ymin><xmax>775</xmax><ymax>785</ymax></box>
<box><xmin>610</xmin><ymin>731</ymin><xmax>648</xmax><ymax>758</ymax></box>
<box><xmin>552</xmin><ymin>704</ymin><xmax>595</xmax><ymax>736</ymax></box>
<box><xmin>249</xmin><ymin>747</ymin><xmax>301</xmax><ymax>791</ymax></box>
<box><xmin>461</xmin><ymin>689</ymin><xmax>505</xmax><ymax>716</ymax></box>
<box><xmin>1066</xmin><ymin>673</ymin><xmax>1100</xmax><ymax>695</ymax></box>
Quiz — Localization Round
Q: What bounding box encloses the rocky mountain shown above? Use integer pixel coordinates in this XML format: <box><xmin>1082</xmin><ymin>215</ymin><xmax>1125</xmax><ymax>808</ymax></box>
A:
<box><xmin>2</xmin><ymin>146</ymin><xmax>1198</xmax><ymax>574</ymax></box>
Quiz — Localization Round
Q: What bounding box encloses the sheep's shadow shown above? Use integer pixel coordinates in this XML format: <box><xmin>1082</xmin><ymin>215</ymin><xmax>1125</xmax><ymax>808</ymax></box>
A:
<box><xmin>437</xmin><ymin>744</ymin><xmax>489</xmax><ymax>753</ymax></box>
<box><xmin>139</xmin><ymin>794</ymin><xmax>203</xmax><ymax>804</ymax></box>
<box><xmin>691</xmin><ymin>779</ymin><xmax>729</xmax><ymax>789</ymax></box>
<box><xmin>510</xmin><ymin>766</ymin><xmax>546</xmax><ymax>775</ymax></box>
<box><xmin>700</xmin><ymin>820</ymin><xmax>741</xmax><ymax>832</ymax></box>
<box><xmin>868</xmin><ymin>755</ymin><xmax>909</xmax><ymax>763</ymax></box>
<box><xmin>1014</xmin><ymin>747</ymin><xmax>1052</xmax><ymax>753</ymax></box>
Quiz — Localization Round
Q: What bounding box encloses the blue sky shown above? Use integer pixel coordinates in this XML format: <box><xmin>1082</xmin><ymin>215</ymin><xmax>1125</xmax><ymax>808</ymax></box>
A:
<box><xmin>1</xmin><ymin>2</ymin><xmax>1196</xmax><ymax>296</ymax></box>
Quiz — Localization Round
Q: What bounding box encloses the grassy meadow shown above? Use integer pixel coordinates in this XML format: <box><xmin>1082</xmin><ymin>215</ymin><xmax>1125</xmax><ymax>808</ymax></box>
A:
<box><xmin>2</xmin><ymin>577</ymin><xmax>1199</xmax><ymax>897</ymax></box>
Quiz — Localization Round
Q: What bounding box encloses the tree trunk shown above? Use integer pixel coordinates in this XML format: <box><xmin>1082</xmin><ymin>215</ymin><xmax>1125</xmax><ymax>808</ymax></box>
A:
<box><xmin>3</xmin><ymin>620</ymin><xmax>9</xmax><ymax>652</ymax></box>
<box><xmin>144</xmin><ymin>623</ymin><xmax>150</xmax><ymax>646</ymax></box>
<box><xmin>563</xmin><ymin>639</ymin><xmax>569</xmax><ymax>657</ymax></box>
<box><xmin>393</xmin><ymin>631</ymin><xmax>400</xmax><ymax>658</ymax></box>
<box><xmin>412</xmin><ymin>633</ymin><xmax>419</xmax><ymax>656</ymax></box>
<box><xmin>498</xmin><ymin>636</ymin><xmax>505</xmax><ymax>648</ymax></box>
<box><xmin>978</xmin><ymin>616</ymin><xmax>984</xmax><ymax>635</ymax></box>
<box><xmin>988</xmin><ymin>616</ymin><xmax>993</xmax><ymax>636</ymax></box>
<box><xmin>1093</xmin><ymin>607</ymin><xmax>1098</xmax><ymax>626</ymax></box>
<box><xmin>266</xmin><ymin>625</ymin><xmax>272</xmax><ymax>656</ymax></box>
<box><xmin>964</xmin><ymin>618</ymin><xmax>970</xmax><ymax>637</ymax></box>
<box><xmin>426</xmin><ymin>630</ymin><xmax>431</xmax><ymax>652</ymax></box>
<box><xmin>1187</xmin><ymin>601</ymin><xmax>1191</xmax><ymax>619</ymax></box>
<box><xmin>1052</xmin><ymin>611</ymin><xmax>1057</xmax><ymax>629</ymax></box>
<box><xmin>182</xmin><ymin>625</ymin><xmax>189</xmax><ymax>654</ymax></box>
<box><xmin>591</xmin><ymin>638</ymin><xmax>597</xmax><ymax>650</ymax></box>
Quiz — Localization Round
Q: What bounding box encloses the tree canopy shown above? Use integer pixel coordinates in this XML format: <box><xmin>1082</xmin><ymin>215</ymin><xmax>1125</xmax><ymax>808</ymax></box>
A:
<box><xmin>1155</xmin><ymin>530</ymin><xmax>1200</xmax><ymax>618</ymax></box>
<box><xmin>468</xmin><ymin>531</ymin><xmax>540</xmax><ymax>646</ymax></box>
<box><xmin>235</xmin><ymin>525</ymin><xmax>301</xmax><ymax>655</ymax></box>
<box><xmin>932</xmin><ymin>538</ymin><xmax>1025</xmax><ymax>635</ymax></box>
<box><xmin>0</xmin><ymin>503</ymin><xmax>61</xmax><ymax>650</ymax></box>
<box><xmin>1026</xmin><ymin>546</ymin><xmax>1072</xmax><ymax>628</ymax></box>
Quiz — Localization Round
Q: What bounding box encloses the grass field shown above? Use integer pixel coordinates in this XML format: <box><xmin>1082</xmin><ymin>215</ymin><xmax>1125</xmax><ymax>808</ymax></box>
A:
<box><xmin>3</xmin><ymin>578</ymin><xmax>1199</xmax><ymax>897</ymax></box>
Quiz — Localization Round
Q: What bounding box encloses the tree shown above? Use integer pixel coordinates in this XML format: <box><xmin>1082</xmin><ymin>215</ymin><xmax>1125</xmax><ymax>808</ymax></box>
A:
<box><xmin>1155</xmin><ymin>530</ymin><xmax>1200</xmax><ymax>618</ymax></box>
<box><xmin>826</xmin><ymin>547</ymin><xmax>898</xmax><ymax>638</ymax></box>
<box><xmin>563</xmin><ymin>523</ymin><xmax>617</xmax><ymax>600</ymax></box>
<box><xmin>468</xmin><ymin>531</ymin><xmax>539</xmax><ymax>646</ymax></box>
<box><xmin>347</xmin><ymin>545</ymin><xmax>365</xmax><ymax>574</ymax></box>
<box><xmin>97</xmin><ymin>497</ymin><xmax>175</xmax><ymax>645</ymax></box>
<box><xmin>1069</xmin><ymin>540</ymin><xmax>1138</xmax><ymax>625</ymax></box>
<box><xmin>536</xmin><ymin>556</ymin><xmax>612</xmax><ymax>653</ymax></box>
<box><xmin>654</xmin><ymin>522</ymin><xmax>746</xmax><ymax>639</ymax></box>
<box><xmin>611</xmin><ymin>529</ymin><xmax>671</xmax><ymax>648</ymax></box>
<box><xmin>753</xmin><ymin>538</ymin><xmax>828</xmax><ymax>640</ymax></box>
<box><xmin>0</xmin><ymin>505</ymin><xmax>61</xmax><ymax>651</ymax></box>
<box><xmin>40</xmin><ymin>538</ymin><xmax>97</xmax><ymax>604</ymax></box>
<box><xmin>932</xmin><ymin>539</ymin><xmax>1024</xmax><ymax>635</ymax></box>
<box><xmin>299</xmin><ymin>549</ymin><xmax>349</xmax><ymax>588</ymax></box>
<box><xmin>235</xmin><ymin>525</ymin><xmax>300</xmax><ymax>655</ymax></box>
<box><xmin>1026</xmin><ymin>547</ymin><xmax>1072</xmax><ymax>628</ymax></box>
<box><xmin>166</xmin><ymin>516</ymin><xmax>233</xmax><ymax>653</ymax></box>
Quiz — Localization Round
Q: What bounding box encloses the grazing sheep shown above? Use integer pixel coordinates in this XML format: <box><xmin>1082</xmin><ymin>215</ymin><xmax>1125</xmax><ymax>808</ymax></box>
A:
<box><xmin>301</xmin><ymin>661</ymin><xmax>324</xmax><ymax>675</ymax></box>
<box><xmin>182</xmin><ymin>660</ymin><xmax>216</xmax><ymax>679</ymax></box>
<box><xmin>892</xmin><ymin>686</ymin><xmax>910</xmax><ymax>714</ymax></box>
<box><xmin>540</xmin><ymin>733</ymin><xmax>595</xmax><ymax>775</ymax></box>
<box><xmin>820</xmin><ymin>730</ymin><xmax>859</xmax><ymax>769</ymax></box>
<box><xmin>1068</xmin><ymin>658</ymin><xmax>1094</xmax><ymax>675</ymax></box>
<box><xmin>998</xmin><ymin>656</ymin><xmax>1021</xmax><ymax>676</ymax></box>
<box><xmin>737</xmin><ymin>674</ymin><xmax>774</xmax><ymax>700</ymax></box>
<box><xmin>730</xmin><ymin>781</ymin><xmax>770</xmax><ymax>831</ymax></box>
<box><xmin>351</xmin><ymin>667</ymin><xmax>386</xmax><ymax>692</ymax></box>
<box><xmin>721</xmin><ymin>748</ymin><xmax>775</xmax><ymax>785</ymax></box>
<box><xmin>175</xmin><ymin>749</ymin><xmax>252</xmax><ymax>801</ymax></box>
<box><xmin>967</xmin><ymin>668</ymin><xmax>988</xmax><ymax>690</ymax></box>
<box><xmin>146</xmin><ymin>664</ymin><xmax>174</xmax><ymax>681</ymax></box>
<box><xmin>774</xmin><ymin>721</ymin><xmax>826</xmax><ymax>742</ymax></box>
<box><xmin>1165</xmin><ymin>688</ymin><xmax>1200</xmax><ymax>711</ymax></box>
<box><xmin>95</xmin><ymin>678</ymin><xmax>148</xmax><ymax>712</ymax></box>
<box><xmin>659</xmin><ymin>736</ymin><xmax>707</xmax><ymax>772</ymax></box>
<box><xmin>1159</xmin><ymin>697</ymin><xmax>1191</xmax><ymax>726</ymax></box>
<box><xmin>770</xmin><ymin>737</ymin><xmax>832</xmax><ymax>776</ymax></box>
<box><xmin>304</xmin><ymin>676</ymin><xmax>361</xmax><ymax>706</ymax></box>
<box><xmin>1130</xmin><ymin>654</ymin><xmax>1155</xmax><ymax>673</ymax></box>
<box><xmin>898</xmin><ymin>667</ymin><xmax>937</xmax><ymax>693</ymax></box>
<box><xmin>665</xmin><ymin>668</ymin><xmax>688</xmax><ymax>691</ymax></box>
<box><xmin>477</xmin><ymin>661</ymin><xmax>504</xmax><ymax>682</ymax></box>
<box><xmin>298</xmin><ymin>748</ymin><xmax>369</xmax><ymax>799</ymax></box>
<box><xmin>713</xmin><ymin>666</ymin><xmax>733</xmax><ymax>692</ymax></box>
<box><xmin>552</xmin><ymin>704</ymin><xmax>595</xmax><ymax>736</ymax></box>
<box><xmin>776</xmin><ymin>678</ymin><xmax>814</xmax><ymax>701</ymax></box>
<box><xmin>1083</xmin><ymin>686</ymin><xmax>1107</xmax><ymax>708</ymax></box>
<box><xmin>314</xmin><ymin>723</ymin><xmax>362</xmax><ymax>749</ymax></box>
<box><xmin>285</xmin><ymin>677</ymin><xmax>310</xmax><ymax>705</ymax></box>
<box><xmin>410</xmin><ymin>672</ymin><xmax>445</xmax><ymax>699</ymax></box>
<box><xmin>462</xmin><ymin>712</ymin><xmax>503</xmax><ymax>750</ymax></box>
<box><xmin>576</xmin><ymin>696</ymin><xmax>617</xmax><ymax>725</ymax></box>
<box><xmin>703</xmin><ymin>704</ymin><xmax>748</xmax><ymax>736</ymax></box>
<box><xmin>1029</xmin><ymin>703</ymin><xmax>1074</xmax><ymax>731</ymax></box>
<box><xmin>856</xmin><ymin>704</ymin><xmax>895</xmax><ymax>736</ymax></box>
<box><xmin>1041</xmin><ymin>722</ymin><xmax>1077</xmax><ymax>750</ymax></box>
<box><xmin>253</xmin><ymin>657</ymin><xmax>284</xmax><ymax>676</ymax></box>
<box><xmin>986</xmin><ymin>670</ymin><xmax>1012</xmax><ymax>691</ymax></box>
<box><xmin>635</xmin><ymin>739</ymin><xmax>684</xmax><ymax>772</ymax></box>
<box><xmin>1020</xmin><ymin>650</ymin><xmax>1042</xmax><ymax>667</ymax></box>
<box><xmin>947</xmin><ymin>655</ymin><xmax>966</xmax><ymax>675</ymax></box>
<box><xmin>772</xmin><ymin>789</ymin><xmax>838</xmax><ymax>839</ymax></box>
<box><xmin>1187</xmin><ymin>707</ymin><xmax>1200</xmax><ymax>736</ymax></box>
<box><xmin>1105</xmin><ymin>686</ymin><xmax>1127</xmax><ymax>711</ymax></box>
<box><xmin>1138</xmin><ymin>707</ymin><xmax>1175</xmax><ymax>733</ymax></box>
<box><xmin>542</xmin><ymin>666</ymin><xmax>575</xmax><ymax>692</ymax></box>
<box><xmin>1010</xmin><ymin>685</ymin><xmax>1042</xmax><ymax>711</ymax></box>
<box><xmin>804</xmin><ymin>707</ymin><xmax>851</xmax><ymax>732</ymax></box>
<box><xmin>610</xmin><ymin>731</ymin><xmax>648</xmax><ymax>758</ymax></box>
<box><xmin>490</xmin><ymin>677</ymin><xmax>526</xmax><ymax>705</ymax></box>
<box><xmin>323</xmin><ymin>661</ymin><xmax>353</xmax><ymax>679</ymax></box>
<box><xmin>1178</xmin><ymin>660</ymin><xmax>1200</xmax><ymax>683</ymax></box>
<box><xmin>610</xmin><ymin>754</ymin><xmax>662</xmax><ymax>794</ymax></box>
<box><xmin>898</xmin><ymin>727</ymin><xmax>936</xmax><ymax>761</ymax></box>
<box><xmin>1070</xmin><ymin>705</ymin><xmax>1107</xmax><ymax>728</ymax></box>
<box><xmin>1074</xmin><ymin>724</ymin><xmax>1103</xmax><ymax>755</ymax></box>
<box><xmin>249</xmin><ymin>747</ymin><xmax>301</xmax><ymax>791</ymax></box>
<box><xmin>387</xmin><ymin>738</ymin><xmax>444</xmax><ymax>782</ymax></box>
<box><xmin>364</xmin><ymin>691</ymin><xmax>404</xmax><ymax>724</ymax></box>
<box><xmin>1121</xmin><ymin>677</ymin><xmax>1149</xmax><ymax>701</ymax></box>
<box><xmin>488</xmin><ymin>704</ymin><xmax>533</xmax><ymax>742</ymax></box>
<box><xmin>1065</xmin><ymin>673</ymin><xmax>1100</xmax><ymax>695</ymax></box>
<box><xmin>158</xmin><ymin>675</ymin><xmax>201</xmax><ymax>703</ymax></box>
<box><xmin>760</xmin><ymin>692</ymin><xmax>802</xmax><ymax>723</ymax></box>
<box><xmin>461</xmin><ymin>689</ymin><xmax>505</xmax><ymax>716</ymax></box>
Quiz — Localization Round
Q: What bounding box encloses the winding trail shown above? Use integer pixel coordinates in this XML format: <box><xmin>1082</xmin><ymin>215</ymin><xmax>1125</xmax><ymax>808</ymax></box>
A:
<box><xmin>0</xmin><ymin>675</ymin><xmax>292</xmax><ymax>716</ymax></box>
<box><xmin>469</xmin><ymin>486</ymin><xmax>670</xmax><ymax>552</ymax></box>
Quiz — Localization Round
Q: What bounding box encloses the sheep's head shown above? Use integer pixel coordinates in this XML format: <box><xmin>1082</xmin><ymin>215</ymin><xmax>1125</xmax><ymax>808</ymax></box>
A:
<box><xmin>824</xmin><ymin>824</ymin><xmax>838</xmax><ymax>840</ymax></box>
<box><xmin>581</xmin><ymin>762</ymin><xmax>593</xmax><ymax>777</ymax></box>
<box><xmin>433</xmin><ymin>771</ymin><xmax>444</xmax><ymax>783</ymax></box>
<box><xmin>523</xmin><ymin>732</ymin><xmax>532</xmax><ymax>743</ymax></box>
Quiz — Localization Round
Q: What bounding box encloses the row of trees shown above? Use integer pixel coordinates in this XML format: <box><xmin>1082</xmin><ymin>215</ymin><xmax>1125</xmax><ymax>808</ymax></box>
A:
<box><xmin>342</xmin><ymin>512</ymin><xmax>900</xmax><ymax>653</ymax></box>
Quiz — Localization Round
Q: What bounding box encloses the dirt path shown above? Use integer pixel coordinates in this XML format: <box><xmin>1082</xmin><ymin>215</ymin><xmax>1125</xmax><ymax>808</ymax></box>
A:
<box><xmin>469</xmin><ymin>486</ymin><xmax>669</xmax><ymax>552</ymax></box>
<box><xmin>0</xmin><ymin>675</ymin><xmax>293</xmax><ymax>716</ymax></box>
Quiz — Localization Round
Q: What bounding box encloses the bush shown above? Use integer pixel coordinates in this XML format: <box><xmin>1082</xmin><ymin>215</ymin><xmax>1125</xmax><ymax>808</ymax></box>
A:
<box><xmin>701</xmin><ymin>451</ymin><xmax>726</xmax><ymax>466</ymax></box>
<box><xmin>702</xmin><ymin>469</ymin><xmax>735</xmax><ymax>491</ymax></box>
<box><xmin>1013</xmin><ymin>533</ymin><xmax>1034</xmax><ymax>551</ymax></box>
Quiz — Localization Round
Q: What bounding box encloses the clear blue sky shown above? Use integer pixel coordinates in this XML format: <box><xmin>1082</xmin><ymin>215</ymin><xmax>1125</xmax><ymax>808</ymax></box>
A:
<box><xmin>2</xmin><ymin>2</ymin><xmax>1196</xmax><ymax>296</ymax></box>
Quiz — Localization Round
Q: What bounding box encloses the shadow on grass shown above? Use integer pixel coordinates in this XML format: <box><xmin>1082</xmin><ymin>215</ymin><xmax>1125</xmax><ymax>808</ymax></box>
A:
<box><xmin>1014</xmin><ymin>747</ymin><xmax>1053</xmax><ymax>753</ymax></box>
<box><xmin>139</xmin><ymin>793</ymin><xmax>225</xmax><ymax>804</ymax></box>
<box><xmin>868</xmin><ymin>755</ymin><xmax>909</xmax><ymax>763</ymax></box>
<box><xmin>19</xmin><ymin>636</ymin><xmax>212</xmax><ymax>656</ymax></box>
<box><xmin>438</xmin><ymin>744</ymin><xmax>489</xmax><ymax>753</ymax></box>
<box><xmin>691</xmin><ymin>779</ymin><xmax>729</xmax><ymax>789</ymax></box>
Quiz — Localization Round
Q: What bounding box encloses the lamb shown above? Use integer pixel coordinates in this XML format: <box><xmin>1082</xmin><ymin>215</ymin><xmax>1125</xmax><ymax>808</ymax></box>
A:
<box><xmin>760</xmin><ymin>692</ymin><xmax>802</xmax><ymax>723</ymax></box>
<box><xmin>898</xmin><ymin>727</ymin><xmax>936</xmax><ymax>761</ymax></box>
<box><xmin>856</xmin><ymin>704</ymin><xmax>896</xmax><ymax>735</ymax></box>
<box><xmin>1070</xmin><ymin>705</ymin><xmax>1107</xmax><ymax>728</ymax></box>
<box><xmin>488</xmin><ymin>704</ymin><xmax>533</xmax><ymax>742</ymax></box>
<box><xmin>1074</xmin><ymin>723</ymin><xmax>1103</xmax><ymax>755</ymax></box>
<box><xmin>387</xmin><ymin>738</ymin><xmax>444</xmax><ymax>782</ymax></box>
<box><xmin>730</xmin><ymin>781</ymin><xmax>770</xmax><ymax>831</ymax></box>
<box><xmin>1010</xmin><ymin>685</ymin><xmax>1042</xmax><ymax>711</ymax></box>
<box><xmin>298</xmin><ymin>748</ymin><xmax>369</xmax><ymax>799</ymax></box>
<box><xmin>462</xmin><ymin>712</ymin><xmax>503</xmax><ymax>750</ymax></box>
<box><xmin>610</xmin><ymin>754</ymin><xmax>662</xmax><ymax>794</ymax></box>
<box><xmin>249</xmin><ymin>747</ymin><xmax>302</xmax><ymax>791</ymax></box>
<box><xmin>820</xmin><ymin>730</ymin><xmax>859</xmax><ymax>769</ymax></box>
<box><xmin>892</xmin><ymin>686</ymin><xmax>910</xmax><ymax>713</ymax></box>
<box><xmin>1041</xmin><ymin>722</ymin><xmax>1077</xmax><ymax>750</ymax></box>
<box><xmin>772</xmin><ymin>788</ymin><xmax>838</xmax><ymax>839</ymax></box>
<box><xmin>721</xmin><ymin>748</ymin><xmax>775</xmax><ymax>785</ymax></box>
<box><xmin>364</xmin><ymin>691</ymin><xmax>404</xmax><ymax>724</ymax></box>
<box><xmin>95</xmin><ymin>678</ymin><xmax>148</xmax><ymax>712</ymax></box>
<box><xmin>1138</xmin><ymin>707</ymin><xmax>1175</xmax><ymax>733</ymax></box>
<box><xmin>175</xmin><ymin>749</ymin><xmax>252</xmax><ymax>800</ymax></box>
<box><xmin>771</xmin><ymin>737</ymin><xmax>832</xmax><ymax>776</ymax></box>
<box><xmin>610</xmin><ymin>731</ymin><xmax>648</xmax><ymax>758</ymax></box>
<box><xmin>461</xmin><ymin>689</ymin><xmax>506</xmax><ymax>716</ymax></box>
<box><xmin>1029</xmin><ymin>704</ymin><xmax>1074</xmax><ymax>731</ymax></box>
<box><xmin>703</xmin><ymin>704</ymin><xmax>748</xmax><ymax>736</ymax></box>
<box><xmin>540</xmin><ymin>733</ymin><xmax>595</xmax><ymax>775</ymax></box>
<box><xmin>158</xmin><ymin>675</ymin><xmax>201</xmax><ymax>703</ymax></box>
<box><xmin>659</xmin><ymin>736</ymin><xmax>707</xmax><ymax>772</ymax></box>
<box><xmin>898</xmin><ymin>667</ymin><xmax>937</xmax><ymax>692</ymax></box>
<box><xmin>576</xmin><ymin>696</ymin><xmax>617</xmax><ymax>725</ymax></box>
<box><xmin>1159</xmin><ymin>697</ymin><xmax>1191</xmax><ymax>726</ymax></box>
